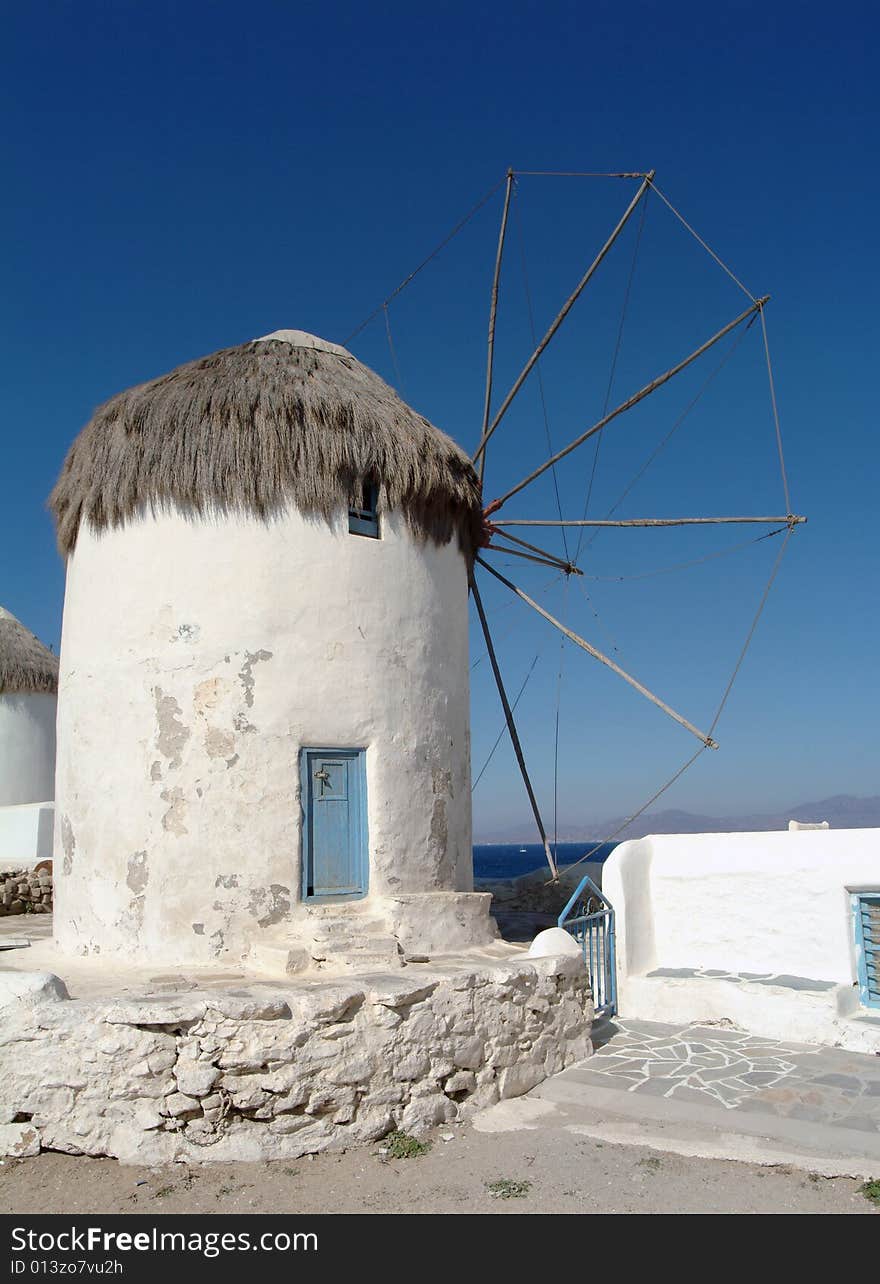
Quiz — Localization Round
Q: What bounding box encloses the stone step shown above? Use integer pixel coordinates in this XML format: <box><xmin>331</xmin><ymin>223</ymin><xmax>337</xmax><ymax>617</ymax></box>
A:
<box><xmin>247</xmin><ymin>942</ymin><xmax>310</xmax><ymax>976</ymax></box>
<box><xmin>309</xmin><ymin>918</ymin><xmax>388</xmax><ymax>939</ymax></box>
<box><xmin>316</xmin><ymin>950</ymin><xmax>406</xmax><ymax>973</ymax></box>
<box><xmin>304</xmin><ymin>904</ymin><xmax>377</xmax><ymax>920</ymax></box>
<box><xmin>310</xmin><ymin>935</ymin><xmax>401</xmax><ymax>960</ymax></box>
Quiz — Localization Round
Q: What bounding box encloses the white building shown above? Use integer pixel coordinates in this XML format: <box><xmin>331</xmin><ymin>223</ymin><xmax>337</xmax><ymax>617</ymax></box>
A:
<box><xmin>49</xmin><ymin>329</ymin><xmax>496</xmax><ymax>967</ymax></box>
<box><xmin>603</xmin><ymin>827</ymin><xmax>880</xmax><ymax>1050</ymax></box>
<box><xmin>0</xmin><ymin>606</ymin><xmax>58</xmax><ymax>867</ymax></box>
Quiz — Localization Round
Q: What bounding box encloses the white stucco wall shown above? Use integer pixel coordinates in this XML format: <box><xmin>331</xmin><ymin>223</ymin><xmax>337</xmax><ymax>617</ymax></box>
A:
<box><xmin>0</xmin><ymin>693</ymin><xmax>56</xmax><ymax>807</ymax></box>
<box><xmin>53</xmin><ymin>505</ymin><xmax>477</xmax><ymax>964</ymax></box>
<box><xmin>0</xmin><ymin>802</ymin><xmax>55</xmax><ymax>866</ymax></box>
<box><xmin>603</xmin><ymin>829</ymin><xmax>880</xmax><ymax>990</ymax></box>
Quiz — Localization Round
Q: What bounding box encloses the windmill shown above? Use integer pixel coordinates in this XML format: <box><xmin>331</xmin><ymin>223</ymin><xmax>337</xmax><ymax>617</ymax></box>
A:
<box><xmin>346</xmin><ymin>168</ymin><xmax>805</xmax><ymax>882</ymax></box>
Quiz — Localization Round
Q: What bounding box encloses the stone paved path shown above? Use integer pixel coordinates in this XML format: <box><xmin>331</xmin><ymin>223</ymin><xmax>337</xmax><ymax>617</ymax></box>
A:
<box><xmin>583</xmin><ymin>1019</ymin><xmax>880</xmax><ymax>1130</ymax></box>
<box><xmin>476</xmin><ymin>1017</ymin><xmax>880</xmax><ymax>1178</ymax></box>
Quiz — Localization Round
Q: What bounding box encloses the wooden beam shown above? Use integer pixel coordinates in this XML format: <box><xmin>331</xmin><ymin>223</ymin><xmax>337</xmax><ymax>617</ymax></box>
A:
<box><xmin>492</xmin><ymin>515</ymin><xmax>807</xmax><ymax>528</ymax></box>
<box><xmin>478</xmin><ymin>170</ymin><xmax>515</xmax><ymax>486</ymax></box>
<box><xmin>477</xmin><ymin>557</ymin><xmax>719</xmax><ymax>749</ymax></box>
<box><xmin>484</xmin><ymin>296</ymin><xmax>768</xmax><ymax>514</ymax></box>
<box><xmin>484</xmin><ymin>544</ymin><xmax>574</xmax><ymax>573</ymax></box>
<box><xmin>491</xmin><ymin>528</ymin><xmax>583</xmax><ymax>574</ymax></box>
<box><xmin>473</xmin><ymin>172</ymin><xmax>654</xmax><ymax>467</ymax></box>
<box><xmin>470</xmin><ymin>573</ymin><xmax>559</xmax><ymax>879</ymax></box>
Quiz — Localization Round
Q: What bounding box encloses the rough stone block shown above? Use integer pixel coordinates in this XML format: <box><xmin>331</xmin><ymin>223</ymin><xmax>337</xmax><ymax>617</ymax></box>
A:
<box><xmin>444</xmin><ymin>1070</ymin><xmax>475</xmax><ymax>1094</ymax></box>
<box><xmin>451</xmin><ymin>1036</ymin><xmax>484</xmax><ymax>1070</ymax></box>
<box><xmin>368</xmin><ymin>979</ymin><xmax>438</xmax><ymax>1010</ymax></box>
<box><xmin>328</xmin><ymin>1054</ymin><xmax>375</xmax><ymax>1086</ymax></box>
<box><xmin>174</xmin><ymin>1063</ymin><xmax>220</xmax><ymax>1098</ymax></box>
<box><xmin>163</xmin><ymin>1092</ymin><xmax>202</xmax><ymax>1119</ymax></box>
<box><xmin>0</xmin><ymin>972</ymin><xmax>69</xmax><ymax>1012</ymax></box>
<box><xmin>347</xmin><ymin>1107</ymin><xmax>394</xmax><ymax>1143</ymax></box>
<box><xmin>400</xmin><ymin>1092</ymin><xmax>453</xmax><ymax>1134</ymax></box>
<box><xmin>392</xmin><ymin>1053</ymin><xmax>430</xmax><ymax>1082</ymax></box>
<box><xmin>0</xmin><ymin>1123</ymin><xmax>40</xmax><ymax>1157</ymax></box>
<box><xmin>498</xmin><ymin>1063</ymin><xmax>545</xmax><ymax>1100</ymax></box>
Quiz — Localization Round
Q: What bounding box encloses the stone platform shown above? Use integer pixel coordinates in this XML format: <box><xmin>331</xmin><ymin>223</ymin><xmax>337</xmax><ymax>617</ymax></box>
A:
<box><xmin>0</xmin><ymin>921</ymin><xmax>592</xmax><ymax>1164</ymax></box>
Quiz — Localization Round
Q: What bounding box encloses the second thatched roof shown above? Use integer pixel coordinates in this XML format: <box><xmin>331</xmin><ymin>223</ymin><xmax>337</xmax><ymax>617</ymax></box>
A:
<box><xmin>0</xmin><ymin>607</ymin><xmax>59</xmax><ymax>696</ymax></box>
<box><xmin>50</xmin><ymin>330</ymin><xmax>484</xmax><ymax>558</ymax></box>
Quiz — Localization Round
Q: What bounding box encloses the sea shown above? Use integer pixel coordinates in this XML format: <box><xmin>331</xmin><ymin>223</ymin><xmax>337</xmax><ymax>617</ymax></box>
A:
<box><xmin>473</xmin><ymin>841</ymin><xmax>617</xmax><ymax>882</ymax></box>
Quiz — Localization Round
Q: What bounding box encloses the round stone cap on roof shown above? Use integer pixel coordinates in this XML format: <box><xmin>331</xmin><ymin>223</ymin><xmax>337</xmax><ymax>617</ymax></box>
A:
<box><xmin>50</xmin><ymin>330</ymin><xmax>483</xmax><ymax>559</ymax></box>
<box><xmin>254</xmin><ymin>329</ymin><xmax>351</xmax><ymax>358</ymax></box>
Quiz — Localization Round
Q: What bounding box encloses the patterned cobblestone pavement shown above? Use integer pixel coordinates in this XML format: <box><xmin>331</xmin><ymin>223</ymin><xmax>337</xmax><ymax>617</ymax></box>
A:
<box><xmin>581</xmin><ymin>1018</ymin><xmax>880</xmax><ymax>1131</ymax></box>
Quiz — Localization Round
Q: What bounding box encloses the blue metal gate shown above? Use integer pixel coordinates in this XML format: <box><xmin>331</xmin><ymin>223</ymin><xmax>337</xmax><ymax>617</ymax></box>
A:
<box><xmin>558</xmin><ymin>874</ymin><xmax>617</xmax><ymax>1018</ymax></box>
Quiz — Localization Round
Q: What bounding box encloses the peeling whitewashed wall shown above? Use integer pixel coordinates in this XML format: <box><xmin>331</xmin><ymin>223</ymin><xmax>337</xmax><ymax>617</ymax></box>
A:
<box><xmin>53</xmin><ymin>505</ymin><xmax>480</xmax><ymax>964</ymax></box>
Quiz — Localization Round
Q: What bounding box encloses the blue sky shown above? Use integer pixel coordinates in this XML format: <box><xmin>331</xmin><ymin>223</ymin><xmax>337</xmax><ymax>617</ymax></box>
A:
<box><xmin>1</xmin><ymin>1</ymin><xmax>876</xmax><ymax>839</ymax></box>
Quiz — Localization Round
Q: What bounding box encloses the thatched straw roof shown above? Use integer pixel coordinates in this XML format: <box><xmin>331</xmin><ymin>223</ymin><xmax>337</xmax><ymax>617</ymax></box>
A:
<box><xmin>0</xmin><ymin>607</ymin><xmax>58</xmax><ymax>696</ymax></box>
<box><xmin>50</xmin><ymin>330</ymin><xmax>483</xmax><ymax>558</ymax></box>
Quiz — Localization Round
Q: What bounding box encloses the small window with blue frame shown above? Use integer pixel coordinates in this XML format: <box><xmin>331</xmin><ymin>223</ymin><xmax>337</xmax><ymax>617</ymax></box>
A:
<box><xmin>348</xmin><ymin>481</ymin><xmax>380</xmax><ymax>539</ymax></box>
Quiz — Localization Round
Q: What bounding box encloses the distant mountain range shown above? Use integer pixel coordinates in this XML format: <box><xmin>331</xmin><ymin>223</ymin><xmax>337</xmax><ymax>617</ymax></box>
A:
<box><xmin>475</xmin><ymin>795</ymin><xmax>880</xmax><ymax>844</ymax></box>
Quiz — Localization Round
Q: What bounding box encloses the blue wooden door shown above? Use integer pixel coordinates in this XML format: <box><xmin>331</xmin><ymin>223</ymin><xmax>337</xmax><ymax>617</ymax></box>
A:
<box><xmin>301</xmin><ymin>749</ymin><xmax>367</xmax><ymax>900</ymax></box>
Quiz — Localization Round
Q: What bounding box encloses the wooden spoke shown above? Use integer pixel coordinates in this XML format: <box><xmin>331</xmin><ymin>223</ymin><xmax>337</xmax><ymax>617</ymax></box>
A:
<box><xmin>491</xmin><ymin>515</ymin><xmax>807</xmax><ymax>528</ymax></box>
<box><xmin>470</xmin><ymin>573</ymin><xmax>559</xmax><ymax>878</ymax></box>
<box><xmin>473</xmin><ymin>172</ymin><xmax>654</xmax><ymax>467</ymax></box>
<box><xmin>477</xmin><ymin>557</ymin><xmax>719</xmax><ymax>750</ymax></box>
<box><xmin>478</xmin><ymin>170</ymin><xmax>515</xmax><ymax>486</ymax></box>
<box><xmin>490</xmin><ymin>528</ymin><xmax>582</xmax><ymax>574</ymax></box>
<box><xmin>484</xmin><ymin>296</ymin><xmax>768</xmax><ymax>515</ymax></box>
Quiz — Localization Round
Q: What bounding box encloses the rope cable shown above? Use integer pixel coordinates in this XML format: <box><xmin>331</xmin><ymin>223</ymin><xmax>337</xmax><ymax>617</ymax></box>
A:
<box><xmin>584</xmin><ymin>320</ymin><xmax>754</xmax><ymax>553</ymax></box>
<box><xmin>574</xmin><ymin>193</ymin><xmax>649</xmax><ymax>563</ymax></box>
<box><xmin>343</xmin><ymin>174</ymin><xmax>508</xmax><ymax>346</ymax></box>
<box><xmin>707</xmin><ymin>525</ymin><xmax>794</xmax><ymax>736</ymax></box>
<box><xmin>554</xmin><ymin>744</ymin><xmax>710</xmax><ymax>879</ymax></box>
<box><xmin>584</xmin><ymin>525</ymin><xmax>786</xmax><ymax>583</ymax></box>
<box><xmin>551</xmin><ymin>579</ymin><xmax>570</xmax><ymax>861</ymax></box>
<box><xmin>551</xmin><ymin>521</ymin><xmax>797</xmax><ymax>882</ymax></box>
<box><xmin>472</xmin><ymin>653</ymin><xmax>542</xmax><ymax>790</ymax></box>
<box><xmin>383</xmin><ymin>305</ymin><xmax>406</xmax><ymax>397</ymax></box>
<box><xmin>470</xmin><ymin>572</ymin><xmax>563</xmax><ymax>670</ymax></box>
<box><xmin>649</xmin><ymin>181</ymin><xmax>756</xmax><ymax>304</ymax></box>
<box><xmin>513</xmin><ymin>192</ymin><xmax>571</xmax><ymax>563</ymax></box>
<box><xmin>759</xmin><ymin>306</ymin><xmax>792</xmax><ymax>515</ymax></box>
<box><xmin>573</xmin><ymin>577</ymin><xmax>626</xmax><ymax>660</ymax></box>
<box><xmin>514</xmin><ymin>194</ymin><xmax>581</xmax><ymax>859</ymax></box>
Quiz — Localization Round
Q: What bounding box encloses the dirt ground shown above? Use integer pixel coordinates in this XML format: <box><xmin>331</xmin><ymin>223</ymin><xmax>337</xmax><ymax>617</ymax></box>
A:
<box><xmin>1</xmin><ymin>1120</ymin><xmax>876</xmax><ymax>1215</ymax></box>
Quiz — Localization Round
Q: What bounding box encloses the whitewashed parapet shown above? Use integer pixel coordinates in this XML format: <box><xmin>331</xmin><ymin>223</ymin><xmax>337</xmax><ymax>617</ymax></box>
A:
<box><xmin>0</xmin><ymin>954</ymin><xmax>591</xmax><ymax>1163</ymax></box>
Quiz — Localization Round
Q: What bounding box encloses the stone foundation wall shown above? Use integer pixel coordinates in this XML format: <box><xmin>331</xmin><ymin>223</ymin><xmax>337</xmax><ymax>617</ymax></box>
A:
<box><xmin>0</xmin><ymin>954</ymin><xmax>591</xmax><ymax>1164</ymax></box>
<box><xmin>476</xmin><ymin>865</ymin><xmax>597</xmax><ymax>916</ymax></box>
<box><xmin>0</xmin><ymin>867</ymin><xmax>52</xmax><ymax>916</ymax></box>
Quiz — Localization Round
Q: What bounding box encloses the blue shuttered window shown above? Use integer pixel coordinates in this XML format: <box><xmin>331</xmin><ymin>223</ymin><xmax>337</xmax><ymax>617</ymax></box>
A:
<box><xmin>853</xmin><ymin>892</ymin><xmax>880</xmax><ymax>1009</ymax></box>
<box><xmin>348</xmin><ymin>483</ymin><xmax>380</xmax><ymax>539</ymax></box>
